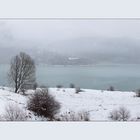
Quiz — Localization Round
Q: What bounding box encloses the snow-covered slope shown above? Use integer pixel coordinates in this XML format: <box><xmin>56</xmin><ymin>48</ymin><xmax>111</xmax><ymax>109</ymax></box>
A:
<box><xmin>49</xmin><ymin>88</ymin><xmax>140</xmax><ymax>121</ymax></box>
<box><xmin>0</xmin><ymin>87</ymin><xmax>27</xmax><ymax>114</ymax></box>
<box><xmin>0</xmin><ymin>87</ymin><xmax>140</xmax><ymax>121</ymax></box>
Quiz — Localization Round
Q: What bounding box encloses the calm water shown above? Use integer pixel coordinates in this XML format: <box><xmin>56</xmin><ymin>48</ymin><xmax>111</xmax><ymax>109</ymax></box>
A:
<box><xmin>1</xmin><ymin>64</ymin><xmax>140</xmax><ymax>91</ymax></box>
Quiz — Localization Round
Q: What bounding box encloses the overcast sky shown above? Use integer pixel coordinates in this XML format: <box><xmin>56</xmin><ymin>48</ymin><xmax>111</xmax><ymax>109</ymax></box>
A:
<box><xmin>0</xmin><ymin>19</ymin><xmax>140</xmax><ymax>45</ymax></box>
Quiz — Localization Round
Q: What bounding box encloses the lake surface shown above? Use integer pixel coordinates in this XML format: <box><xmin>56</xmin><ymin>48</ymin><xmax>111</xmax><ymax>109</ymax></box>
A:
<box><xmin>0</xmin><ymin>64</ymin><xmax>140</xmax><ymax>91</ymax></box>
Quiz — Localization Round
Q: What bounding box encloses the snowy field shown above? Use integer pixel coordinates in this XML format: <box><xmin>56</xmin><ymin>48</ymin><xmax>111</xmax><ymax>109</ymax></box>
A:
<box><xmin>0</xmin><ymin>86</ymin><xmax>140</xmax><ymax>121</ymax></box>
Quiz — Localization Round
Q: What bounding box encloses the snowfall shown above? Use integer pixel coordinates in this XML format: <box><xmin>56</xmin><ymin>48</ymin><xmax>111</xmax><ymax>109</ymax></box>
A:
<box><xmin>0</xmin><ymin>86</ymin><xmax>140</xmax><ymax>121</ymax></box>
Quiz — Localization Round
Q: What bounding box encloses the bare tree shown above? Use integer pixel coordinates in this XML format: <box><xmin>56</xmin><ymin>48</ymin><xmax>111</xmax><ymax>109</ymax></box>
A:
<box><xmin>8</xmin><ymin>52</ymin><xmax>36</xmax><ymax>93</ymax></box>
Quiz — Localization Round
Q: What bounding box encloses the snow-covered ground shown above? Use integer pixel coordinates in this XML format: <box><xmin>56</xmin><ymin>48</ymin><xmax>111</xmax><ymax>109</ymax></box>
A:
<box><xmin>0</xmin><ymin>87</ymin><xmax>27</xmax><ymax>114</ymax></box>
<box><xmin>0</xmin><ymin>86</ymin><xmax>140</xmax><ymax>121</ymax></box>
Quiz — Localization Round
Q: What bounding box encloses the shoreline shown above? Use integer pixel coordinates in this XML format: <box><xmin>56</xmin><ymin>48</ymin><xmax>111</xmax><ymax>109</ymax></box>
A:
<box><xmin>0</xmin><ymin>86</ymin><xmax>135</xmax><ymax>93</ymax></box>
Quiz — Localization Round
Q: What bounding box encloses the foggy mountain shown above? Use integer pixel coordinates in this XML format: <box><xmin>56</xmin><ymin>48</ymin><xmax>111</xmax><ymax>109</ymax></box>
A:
<box><xmin>1</xmin><ymin>36</ymin><xmax>140</xmax><ymax>65</ymax></box>
<box><xmin>48</xmin><ymin>37</ymin><xmax>140</xmax><ymax>64</ymax></box>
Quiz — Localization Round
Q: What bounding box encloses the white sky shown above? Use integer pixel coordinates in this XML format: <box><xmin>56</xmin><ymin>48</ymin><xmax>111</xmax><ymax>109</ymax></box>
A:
<box><xmin>1</xmin><ymin>19</ymin><xmax>140</xmax><ymax>44</ymax></box>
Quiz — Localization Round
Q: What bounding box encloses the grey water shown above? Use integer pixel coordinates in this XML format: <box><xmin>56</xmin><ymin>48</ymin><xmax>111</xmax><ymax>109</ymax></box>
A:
<box><xmin>0</xmin><ymin>64</ymin><xmax>140</xmax><ymax>91</ymax></box>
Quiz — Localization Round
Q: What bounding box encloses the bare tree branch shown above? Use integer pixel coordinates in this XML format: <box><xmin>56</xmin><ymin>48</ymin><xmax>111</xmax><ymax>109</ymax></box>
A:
<box><xmin>8</xmin><ymin>52</ymin><xmax>36</xmax><ymax>93</ymax></box>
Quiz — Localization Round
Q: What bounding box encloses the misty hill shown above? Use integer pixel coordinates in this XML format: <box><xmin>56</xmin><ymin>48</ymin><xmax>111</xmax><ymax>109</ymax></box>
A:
<box><xmin>0</xmin><ymin>37</ymin><xmax>140</xmax><ymax>65</ymax></box>
<box><xmin>46</xmin><ymin>37</ymin><xmax>140</xmax><ymax>64</ymax></box>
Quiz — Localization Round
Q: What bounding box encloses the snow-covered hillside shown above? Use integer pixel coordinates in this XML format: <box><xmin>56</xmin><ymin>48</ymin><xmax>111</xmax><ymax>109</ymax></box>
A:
<box><xmin>0</xmin><ymin>87</ymin><xmax>140</xmax><ymax>121</ymax></box>
<box><xmin>0</xmin><ymin>87</ymin><xmax>27</xmax><ymax>114</ymax></box>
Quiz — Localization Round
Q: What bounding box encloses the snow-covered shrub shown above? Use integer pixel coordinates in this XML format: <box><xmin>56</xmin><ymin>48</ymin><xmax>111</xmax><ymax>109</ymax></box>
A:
<box><xmin>56</xmin><ymin>85</ymin><xmax>63</xmax><ymax>91</ymax></box>
<box><xmin>63</xmin><ymin>89</ymin><xmax>65</xmax><ymax>92</ymax></box>
<box><xmin>136</xmin><ymin>89</ymin><xmax>140</xmax><ymax>97</ymax></box>
<box><xmin>136</xmin><ymin>116</ymin><xmax>140</xmax><ymax>121</ymax></box>
<box><xmin>75</xmin><ymin>87</ymin><xmax>82</xmax><ymax>93</ymax></box>
<box><xmin>56</xmin><ymin>85</ymin><xmax>63</xmax><ymax>88</ymax></box>
<box><xmin>70</xmin><ymin>83</ymin><xmax>75</xmax><ymax>88</ymax></box>
<box><xmin>57</xmin><ymin>110</ymin><xmax>90</xmax><ymax>121</ymax></box>
<box><xmin>108</xmin><ymin>86</ymin><xmax>115</xmax><ymax>91</ymax></box>
<box><xmin>119</xmin><ymin>107</ymin><xmax>131</xmax><ymax>121</ymax></box>
<box><xmin>27</xmin><ymin>89</ymin><xmax>61</xmax><ymax>120</ymax></box>
<box><xmin>1</xmin><ymin>104</ymin><xmax>27</xmax><ymax>121</ymax></box>
<box><xmin>109</xmin><ymin>109</ymin><xmax>121</xmax><ymax>121</ymax></box>
<box><xmin>109</xmin><ymin>107</ymin><xmax>130</xmax><ymax>121</ymax></box>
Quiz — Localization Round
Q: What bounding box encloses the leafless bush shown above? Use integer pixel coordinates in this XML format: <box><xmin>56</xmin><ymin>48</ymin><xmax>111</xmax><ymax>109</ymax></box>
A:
<box><xmin>109</xmin><ymin>107</ymin><xmax>130</xmax><ymax>121</ymax></box>
<box><xmin>75</xmin><ymin>87</ymin><xmax>83</xmax><ymax>93</ymax></box>
<box><xmin>70</xmin><ymin>83</ymin><xmax>75</xmax><ymax>88</ymax></box>
<box><xmin>136</xmin><ymin>89</ymin><xmax>140</xmax><ymax>97</ymax></box>
<box><xmin>56</xmin><ymin>85</ymin><xmax>63</xmax><ymax>88</ymax></box>
<box><xmin>119</xmin><ymin>107</ymin><xmax>131</xmax><ymax>121</ymax></box>
<box><xmin>57</xmin><ymin>110</ymin><xmax>90</xmax><ymax>121</ymax></box>
<box><xmin>108</xmin><ymin>86</ymin><xmax>115</xmax><ymax>91</ymax></box>
<box><xmin>27</xmin><ymin>89</ymin><xmax>61</xmax><ymax>120</ymax></box>
<box><xmin>1</xmin><ymin>104</ymin><xmax>27</xmax><ymax>121</ymax></box>
<box><xmin>109</xmin><ymin>109</ymin><xmax>121</xmax><ymax>121</ymax></box>
<box><xmin>136</xmin><ymin>116</ymin><xmax>140</xmax><ymax>121</ymax></box>
<box><xmin>63</xmin><ymin>89</ymin><xmax>65</xmax><ymax>92</ymax></box>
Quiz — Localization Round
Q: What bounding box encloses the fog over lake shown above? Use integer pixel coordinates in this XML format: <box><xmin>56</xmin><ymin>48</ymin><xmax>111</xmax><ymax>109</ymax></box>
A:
<box><xmin>0</xmin><ymin>20</ymin><xmax>140</xmax><ymax>91</ymax></box>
